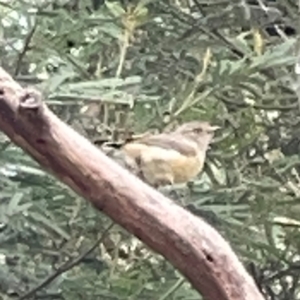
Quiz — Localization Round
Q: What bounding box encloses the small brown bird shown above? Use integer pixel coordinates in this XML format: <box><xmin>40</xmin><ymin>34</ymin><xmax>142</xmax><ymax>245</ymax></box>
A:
<box><xmin>121</xmin><ymin>121</ymin><xmax>219</xmax><ymax>187</ymax></box>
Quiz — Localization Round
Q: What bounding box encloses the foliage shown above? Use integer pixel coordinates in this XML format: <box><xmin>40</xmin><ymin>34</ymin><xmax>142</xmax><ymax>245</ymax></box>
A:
<box><xmin>0</xmin><ymin>0</ymin><xmax>300</xmax><ymax>299</ymax></box>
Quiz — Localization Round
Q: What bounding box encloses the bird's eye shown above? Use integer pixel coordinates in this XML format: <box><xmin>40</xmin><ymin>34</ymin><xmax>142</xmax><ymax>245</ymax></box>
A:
<box><xmin>194</xmin><ymin>128</ymin><xmax>203</xmax><ymax>133</ymax></box>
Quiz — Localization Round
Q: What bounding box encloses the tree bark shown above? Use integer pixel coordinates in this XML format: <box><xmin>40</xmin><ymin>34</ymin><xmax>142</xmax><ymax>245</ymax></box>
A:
<box><xmin>0</xmin><ymin>67</ymin><xmax>264</xmax><ymax>300</ymax></box>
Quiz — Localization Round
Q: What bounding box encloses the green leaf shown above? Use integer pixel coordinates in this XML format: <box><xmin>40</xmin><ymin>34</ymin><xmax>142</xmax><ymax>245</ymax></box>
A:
<box><xmin>249</xmin><ymin>39</ymin><xmax>297</xmax><ymax>70</ymax></box>
<box><xmin>29</xmin><ymin>212</ymin><xmax>70</xmax><ymax>240</ymax></box>
<box><xmin>105</xmin><ymin>1</ymin><xmax>126</xmax><ymax>17</ymax></box>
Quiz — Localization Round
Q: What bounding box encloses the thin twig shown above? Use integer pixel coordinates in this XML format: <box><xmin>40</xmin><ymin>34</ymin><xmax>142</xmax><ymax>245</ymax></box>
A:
<box><xmin>14</xmin><ymin>23</ymin><xmax>37</xmax><ymax>76</ymax></box>
<box><xmin>18</xmin><ymin>222</ymin><xmax>115</xmax><ymax>300</ymax></box>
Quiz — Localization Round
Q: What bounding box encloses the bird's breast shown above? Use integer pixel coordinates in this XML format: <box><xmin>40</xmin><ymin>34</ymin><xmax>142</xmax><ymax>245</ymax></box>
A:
<box><xmin>169</xmin><ymin>151</ymin><xmax>205</xmax><ymax>183</ymax></box>
<box><xmin>137</xmin><ymin>146</ymin><xmax>205</xmax><ymax>184</ymax></box>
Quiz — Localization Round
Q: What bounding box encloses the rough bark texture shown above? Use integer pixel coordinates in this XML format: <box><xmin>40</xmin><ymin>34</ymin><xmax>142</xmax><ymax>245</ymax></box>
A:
<box><xmin>0</xmin><ymin>67</ymin><xmax>265</xmax><ymax>300</ymax></box>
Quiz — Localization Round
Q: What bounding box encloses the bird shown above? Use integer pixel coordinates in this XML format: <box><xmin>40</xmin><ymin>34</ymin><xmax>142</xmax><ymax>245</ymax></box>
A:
<box><xmin>121</xmin><ymin>121</ymin><xmax>219</xmax><ymax>187</ymax></box>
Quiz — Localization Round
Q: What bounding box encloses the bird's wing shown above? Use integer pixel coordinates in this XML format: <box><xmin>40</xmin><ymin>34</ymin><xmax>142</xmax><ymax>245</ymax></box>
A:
<box><xmin>135</xmin><ymin>133</ymin><xmax>198</xmax><ymax>156</ymax></box>
<box><xmin>136</xmin><ymin>137</ymin><xmax>202</xmax><ymax>185</ymax></box>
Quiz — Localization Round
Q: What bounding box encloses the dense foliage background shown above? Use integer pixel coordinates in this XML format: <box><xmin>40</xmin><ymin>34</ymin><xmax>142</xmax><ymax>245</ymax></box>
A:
<box><xmin>0</xmin><ymin>0</ymin><xmax>300</xmax><ymax>299</ymax></box>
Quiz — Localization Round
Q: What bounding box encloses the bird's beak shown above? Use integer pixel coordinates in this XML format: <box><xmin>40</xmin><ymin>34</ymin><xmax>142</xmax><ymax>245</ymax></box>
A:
<box><xmin>208</xmin><ymin>125</ymin><xmax>220</xmax><ymax>133</ymax></box>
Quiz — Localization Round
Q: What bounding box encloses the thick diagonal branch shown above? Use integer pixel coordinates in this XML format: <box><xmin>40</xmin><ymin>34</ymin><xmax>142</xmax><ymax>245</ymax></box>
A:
<box><xmin>0</xmin><ymin>68</ymin><xmax>264</xmax><ymax>300</ymax></box>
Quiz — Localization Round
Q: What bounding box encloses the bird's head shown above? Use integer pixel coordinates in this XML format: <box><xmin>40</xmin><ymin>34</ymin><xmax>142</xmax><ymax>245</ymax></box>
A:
<box><xmin>174</xmin><ymin>121</ymin><xmax>220</xmax><ymax>149</ymax></box>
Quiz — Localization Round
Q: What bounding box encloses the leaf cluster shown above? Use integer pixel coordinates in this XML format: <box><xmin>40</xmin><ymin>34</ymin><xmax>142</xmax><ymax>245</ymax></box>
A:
<box><xmin>1</xmin><ymin>0</ymin><xmax>300</xmax><ymax>299</ymax></box>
